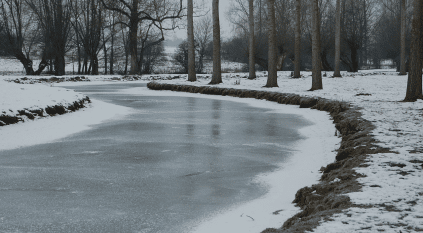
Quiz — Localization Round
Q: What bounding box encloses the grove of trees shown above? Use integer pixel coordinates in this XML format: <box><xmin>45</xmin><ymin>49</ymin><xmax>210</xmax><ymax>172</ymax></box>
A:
<box><xmin>0</xmin><ymin>0</ymin><xmax>422</xmax><ymax>100</ymax></box>
<box><xmin>0</xmin><ymin>0</ymin><xmax>184</xmax><ymax>75</ymax></box>
<box><xmin>224</xmin><ymin>0</ymin><xmax>414</xmax><ymax>74</ymax></box>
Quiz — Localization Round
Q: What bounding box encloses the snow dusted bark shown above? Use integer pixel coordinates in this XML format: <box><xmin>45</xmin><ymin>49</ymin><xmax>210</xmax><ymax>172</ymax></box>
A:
<box><xmin>187</xmin><ymin>0</ymin><xmax>196</xmax><ymax>81</ymax></box>
<box><xmin>399</xmin><ymin>0</ymin><xmax>407</xmax><ymax>75</ymax></box>
<box><xmin>248</xmin><ymin>0</ymin><xmax>256</xmax><ymax>80</ymax></box>
<box><xmin>209</xmin><ymin>0</ymin><xmax>222</xmax><ymax>84</ymax></box>
<box><xmin>310</xmin><ymin>0</ymin><xmax>322</xmax><ymax>90</ymax></box>
<box><xmin>293</xmin><ymin>0</ymin><xmax>301</xmax><ymax>78</ymax></box>
<box><xmin>333</xmin><ymin>0</ymin><xmax>342</xmax><ymax>78</ymax></box>
<box><xmin>264</xmin><ymin>0</ymin><xmax>278</xmax><ymax>87</ymax></box>
<box><xmin>405</xmin><ymin>0</ymin><xmax>423</xmax><ymax>101</ymax></box>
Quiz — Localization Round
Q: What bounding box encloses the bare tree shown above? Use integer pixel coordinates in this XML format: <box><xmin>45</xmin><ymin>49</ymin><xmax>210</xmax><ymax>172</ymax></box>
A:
<box><xmin>194</xmin><ymin>15</ymin><xmax>212</xmax><ymax>73</ymax></box>
<box><xmin>209</xmin><ymin>0</ymin><xmax>222</xmax><ymax>84</ymax></box>
<box><xmin>72</xmin><ymin>0</ymin><xmax>104</xmax><ymax>75</ymax></box>
<box><xmin>264</xmin><ymin>0</ymin><xmax>278</xmax><ymax>87</ymax></box>
<box><xmin>228</xmin><ymin>0</ymin><xmax>297</xmax><ymax>73</ymax></box>
<box><xmin>333</xmin><ymin>0</ymin><xmax>342</xmax><ymax>77</ymax></box>
<box><xmin>293</xmin><ymin>0</ymin><xmax>301</xmax><ymax>78</ymax></box>
<box><xmin>373</xmin><ymin>0</ymin><xmax>412</xmax><ymax>72</ymax></box>
<box><xmin>187</xmin><ymin>0</ymin><xmax>196</xmax><ymax>81</ymax></box>
<box><xmin>27</xmin><ymin>0</ymin><xmax>73</xmax><ymax>76</ymax></box>
<box><xmin>399</xmin><ymin>0</ymin><xmax>406</xmax><ymax>75</ymax></box>
<box><xmin>248</xmin><ymin>0</ymin><xmax>256</xmax><ymax>79</ymax></box>
<box><xmin>0</xmin><ymin>0</ymin><xmax>47</xmax><ymax>75</ymax></box>
<box><xmin>100</xmin><ymin>0</ymin><xmax>184</xmax><ymax>75</ymax></box>
<box><xmin>310</xmin><ymin>0</ymin><xmax>322</xmax><ymax>90</ymax></box>
<box><xmin>404</xmin><ymin>0</ymin><xmax>422</xmax><ymax>101</ymax></box>
<box><xmin>338</xmin><ymin>0</ymin><xmax>376</xmax><ymax>72</ymax></box>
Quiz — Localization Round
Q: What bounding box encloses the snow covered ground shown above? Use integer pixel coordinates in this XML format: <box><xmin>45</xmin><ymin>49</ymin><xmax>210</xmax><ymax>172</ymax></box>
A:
<box><xmin>0</xmin><ymin>69</ymin><xmax>422</xmax><ymax>232</ymax></box>
<box><xmin>0</xmin><ymin>81</ymin><xmax>84</xmax><ymax>115</ymax></box>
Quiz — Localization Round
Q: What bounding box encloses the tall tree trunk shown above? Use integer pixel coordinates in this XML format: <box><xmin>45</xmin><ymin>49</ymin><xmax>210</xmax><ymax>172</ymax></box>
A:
<box><xmin>110</xmin><ymin>43</ymin><xmax>114</xmax><ymax>75</ymax></box>
<box><xmin>104</xmin><ymin>43</ymin><xmax>108</xmax><ymax>75</ymax></box>
<box><xmin>102</xmin><ymin>18</ymin><xmax>107</xmax><ymax>76</ymax></box>
<box><xmin>264</xmin><ymin>0</ymin><xmax>278</xmax><ymax>87</ymax></box>
<box><xmin>84</xmin><ymin>55</ymin><xmax>88</xmax><ymax>74</ymax></box>
<box><xmin>129</xmin><ymin>21</ymin><xmax>138</xmax><ymax>75</ymax></box>
<box><xmin>110</xmin><ymin>22</ymin><xmax>115</xmax><ymax>75</ymax></box>
<box><xmin>54</xmin><ymin>0</ymin><xmax>65</xmax><ymax>76</ymax></box>
<box><xmin>248</xmin><ymin>0</ymin><xmax>256</xmax><ymax>79</ymax></box>
<box><xmin>310</xmin><ymin>0</ymin><xmax>322</xmax><ymax>90</ymax></box>
<box><xmin>333</xmin><ymin>0</ymin><xmax>342</xmax><ymax>77</ymax></box>
<box><xmin>129</xmin><ymin>0</ymin><xmax>139</xmax><ymax>75</ymax></box>
<box><xmin>293</xmin><ymin>0</ymin><xmax>301</xmax><ymax>78</ymax></box>
<box><xmin>15</xmin><ymin>51</ymin><xmax>35</xmax><ymax>75</ymax></box>
<box><xmin>55</xmin><ymin>54</ymin><xmax>66</xmax><ymax>76</ymax></box>
<box><xmin>77</xmin><ymin>40</ymin><xmax>81</xmax><ymax>74</ymax></box>
<box><xmin>124</xmin><ymin>52</ymin><xmax>128</xmax><ymax>75</ymax></box>
<box><xmin>209</xmin><ymin>0</ymin><xmax>222</xmax><ymax>84</ymax></box>
<box><xmin>91</xmin><ymin>54</ymin><xmax>99</xmax><ymax>75</ymax></box>
<box><xmin>187</xmin><ymin>0</ymin><xmax>196</xmax><ymax>81</ymax></box>
<box><xmin>404</xmin><ymin>0</ymin><xmax>423</xmax><ymax>101</ymax></box>
<box><xmin>321</xmin><ymin>50</ymin><xmax>333</xmax><ymax>71</ymax></box>
<box><xmin>399</xmin><ymin>0</ymin><xmax>407</xmax><ymax>75</ymax></box>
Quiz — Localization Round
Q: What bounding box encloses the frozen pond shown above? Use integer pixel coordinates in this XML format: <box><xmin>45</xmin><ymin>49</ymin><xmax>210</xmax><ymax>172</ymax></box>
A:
<box><xmin>0</xmin><ymin>83</ymin><xmax>312</xmax><ymax>232</ymax></box>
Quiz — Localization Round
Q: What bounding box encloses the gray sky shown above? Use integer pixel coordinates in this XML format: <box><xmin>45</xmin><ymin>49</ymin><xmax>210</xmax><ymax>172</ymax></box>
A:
<box><xmin>168</xmin><ymin>0</ymin><xmax>234</xmax><ymax>41</ymax></box>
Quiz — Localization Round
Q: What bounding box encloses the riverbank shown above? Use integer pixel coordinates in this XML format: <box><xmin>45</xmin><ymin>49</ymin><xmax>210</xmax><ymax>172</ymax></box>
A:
<box><xmin>0</xmin><ymin>82</ymin><xmax>91</xmax><ymax>127</ymax></box>
<box><xmin>0</xmin><ymin>81</ymin><xmax>132</xmax><ymax>151</ymax></box>
<box><xmin>146</xmin><ymin>71</ymin><xmax>423</xmax><ymax>233</ymax></box>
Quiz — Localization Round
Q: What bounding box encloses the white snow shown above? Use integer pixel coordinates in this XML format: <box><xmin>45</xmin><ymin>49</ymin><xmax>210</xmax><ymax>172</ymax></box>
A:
<box><xmin>0</xmin><ymin>82</ymin><xmax>84</xmax><ymax>115</ymax></box>
<box><xmin>0</xmin><ymin>99</ymin><xmax>131</xmax><ymax>151</ymax></box>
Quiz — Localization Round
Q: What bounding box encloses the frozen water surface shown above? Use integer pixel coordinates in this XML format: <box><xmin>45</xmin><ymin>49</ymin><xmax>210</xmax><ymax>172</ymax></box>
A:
<box><xmin>0</xmin><ymin>83</ymin><xmax>311</xmax><ymax>232</ymax></box>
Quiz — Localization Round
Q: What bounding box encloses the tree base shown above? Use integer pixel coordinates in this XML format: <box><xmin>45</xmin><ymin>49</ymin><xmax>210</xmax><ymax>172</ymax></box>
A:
<box><xmin>404</xmin><ymin>94</ymin><xmax>423</xmax><ymax>102</ymax></box>
<box><xmin>208</xmin><ymin>80</ymin><xmax>222</xmax><ymax>85</ymax></box>
<box><xmin>308</xmin><ymin>87</ymin><xmax>323</xmax><ymax>91</ymax></box>
<box><xmin>262</xmin><ymin>84</ymin><xmax>279</xmax><ymax>88</ymax></box>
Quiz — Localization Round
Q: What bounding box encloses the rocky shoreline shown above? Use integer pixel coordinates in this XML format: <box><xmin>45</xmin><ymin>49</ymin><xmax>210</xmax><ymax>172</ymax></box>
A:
<box><xmin>147</xmin><ymin>82</ymin><xmax>390</xmax><ymax>232</ymax></box>
<box><xmin>0</xmin><ymin>96</ymin><xmax>91</xmax><ymax>127</ymax></box>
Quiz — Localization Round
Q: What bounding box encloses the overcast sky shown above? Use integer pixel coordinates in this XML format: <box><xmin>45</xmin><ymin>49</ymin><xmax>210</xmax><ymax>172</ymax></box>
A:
<box><xmin>167</xmin><ymin>0</ymin><xmax>234</xmax><ymax>42</ymax></box>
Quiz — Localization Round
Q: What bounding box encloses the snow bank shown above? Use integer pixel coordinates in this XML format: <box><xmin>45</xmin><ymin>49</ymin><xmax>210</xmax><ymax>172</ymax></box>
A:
<box><xmin>0</xmin><ymin>82</ymin><xmax>84</xmax><ymax>114</ymax></box>
<box><xmin>0</xmin><ymin>99</ymin><xmax>131</xmax><ymax>151</ymax></box>
<box><xmin>0</xmin><ymin>81</ymin><xmax>132</xmax><ymax>151</ymax></box>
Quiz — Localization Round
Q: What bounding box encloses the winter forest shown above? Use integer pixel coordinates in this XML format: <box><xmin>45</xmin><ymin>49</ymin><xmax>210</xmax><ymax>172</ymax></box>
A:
<box><xmin>0</xmin><ymin>0</ymin><xmax>421</xmax><ymax>97</ymax></box>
